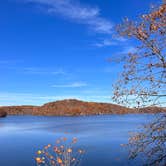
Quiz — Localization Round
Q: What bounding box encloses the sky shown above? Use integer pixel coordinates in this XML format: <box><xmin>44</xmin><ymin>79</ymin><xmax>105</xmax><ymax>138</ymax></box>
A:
<box><xmin>0</xmin><ymin>0</ymin><xmax>158</xmax><ymax>106</ymax></box>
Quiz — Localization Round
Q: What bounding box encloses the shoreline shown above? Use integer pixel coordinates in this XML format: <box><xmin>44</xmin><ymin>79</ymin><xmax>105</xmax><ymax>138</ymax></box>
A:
<box><xmin>1</xmin><ymin>113</ymin><xmax>164</xmax><ymax>118</ymax></box>
<box><xmin>0</xmin><ymin>99</ymin><xmax>165</xmax><ymax>117</ymax></box>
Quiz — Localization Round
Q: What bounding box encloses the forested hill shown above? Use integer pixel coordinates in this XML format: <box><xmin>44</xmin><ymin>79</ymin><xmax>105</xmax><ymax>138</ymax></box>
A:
<box><xmin>0</xmin><ymin>99</ymin><xmax>165</xmax><ymax>116</ymax></box>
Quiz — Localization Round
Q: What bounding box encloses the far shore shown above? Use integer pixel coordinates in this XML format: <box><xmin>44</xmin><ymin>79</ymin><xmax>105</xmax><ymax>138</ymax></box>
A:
<box><xmin>0</xmin><ymin>99</ymin><xmax>165</xmax><ymax>117</ymax></box>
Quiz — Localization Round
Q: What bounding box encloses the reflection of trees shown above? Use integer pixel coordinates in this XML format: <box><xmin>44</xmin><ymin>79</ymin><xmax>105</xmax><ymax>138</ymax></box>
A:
<box><xmin>0</xmin><ymin>110</ymin><xmax>7</xmax><ymax>117</ymax></box>
<box><xmin>112</xmin><ymin>1</ymin><xmax>166</xmax><ymax>165</ymax></box>
<box><xmin>128</xmin><ymin>115</ymin><xmax>166</xmax><ymax>165</ymax></box>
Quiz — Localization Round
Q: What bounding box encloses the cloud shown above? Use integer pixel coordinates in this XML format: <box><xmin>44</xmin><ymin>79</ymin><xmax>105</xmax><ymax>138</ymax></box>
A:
<box><xmin>0</xmin><ymin>92</ymin><xmax>81</xmax><ymax>106</ymax></box>
<box><xmin>94</xmin><ymin>36</ymin><xmax>128</xmax><ymax>48</ymax></box>
<box><xmin>110</xmin><ymin>46</ymin><xmax>137</xmax><ymax>56</ymax></box>
<box><xmin>51</xmin><ymin>82</ymin><xmax>87</xmax><ymax>88</ymax></box>
<box><xmin>115</xmin><ymin>36</ymin><xmax>128</xmax><ymax>42</ymax></box>
<box><xmin>23</xmin><ymin>67</ymin><xmax>66</xmax><ymax>75</ymax></box>
<box><xmin>25</xmin><ymin>0</ymin><xmax>113</xmax><ymax>34</ymax></box>
<box><xmin>0</xmin><ymin>92</ymin><xmax>111</xmax><ymax>106</ymax></box>
<box><xmin>0</xmin><ymin>60</ymin><xmax>23</xmax><ymax>65</ymax></box>
<box><xmin>94</xmin><ymin>39</ymin><xmax>117</xmax><ymax>47</ymax></box>
<box><xmin>121</xmin><ymin>46</ymin><xmax>137</xmax><ymax>54</ymax></box>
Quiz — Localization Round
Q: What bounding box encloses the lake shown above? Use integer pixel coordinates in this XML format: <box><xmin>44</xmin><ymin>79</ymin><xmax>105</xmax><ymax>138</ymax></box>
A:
<box><xmin>0</xmin><ymin>114</ymin><xmax>156</xmax><ymax>166</ymax></box>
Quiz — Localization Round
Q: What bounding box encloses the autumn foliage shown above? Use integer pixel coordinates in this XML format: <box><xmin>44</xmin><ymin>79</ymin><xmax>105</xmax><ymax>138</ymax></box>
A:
<box><xmin>35</xmin><ymin>137</ymin><xmax>84</xmax><ymax>166</ymax></box>
<box><xmin>112</xmin><ymin>0</ymin><xmax>166</xmax><ymax>107</ymax></box>
<box><xmin>0</xmin><ymin>99</ymin><xmax>165</xmax><ymax>116</ymax></box>
<box><xmin>112</xmin><ymin>1</ymin><xmax>166</xmax><ymax>165</ymax></box>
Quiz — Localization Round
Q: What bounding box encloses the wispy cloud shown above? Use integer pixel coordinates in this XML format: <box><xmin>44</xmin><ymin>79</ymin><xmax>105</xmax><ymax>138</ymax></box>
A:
<box><xmin>0</xmin><ymin>60</ymin><xmax>23</xmax><ymax>65</ymax></box>
<box><xmin>0</xmin><ymin>92</ymin><xmax>81</xmax><ymax>106</ymax></box>
<box><xmin>120</xmin><ymin>46</ymin><xmax>137</xmax><ymax>54</ymax></box>
<box><xmin>25</xmin><ymin>0</ymin><xmax>113</xmax><ymax>34</ymax></box>
<box><xmin>108</xmin><ymin>46</ymin><xmax>137</xmax><ymax>62</ymax></box>
<box><xmin>115</xmin><ymin>36</ymin><xmax>128</xmax><ymax>42</ymax></box>
<box><xmin>52</xmin><ymin>82</ymin><xmax>87</xmax><ymax>88</ymax></box>
<box><xmin>94</xmin><ymin>36</ymin><xmax>128</xmax><ymax>48</ymax></box>
<box><xmin>23</xmin><ymin>67</ymin><xmax>66</xmax><ymax>75</ymax></box>
<box><xmin>0</xmin><ymin>92</ymin><xmax>111</xmax><ymax>106</ymax></box>
<box><xmin>94</xmin><ymin>39</ymin><xmax>117</xmax><ymax>47</ymax></box>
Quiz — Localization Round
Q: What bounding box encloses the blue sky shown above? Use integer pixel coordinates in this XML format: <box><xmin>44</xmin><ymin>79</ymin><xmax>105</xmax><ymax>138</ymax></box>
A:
<box><xmin>0</xmin><ymin>0</ymin><xmax>157</xmax><ymax>105</ymax></box>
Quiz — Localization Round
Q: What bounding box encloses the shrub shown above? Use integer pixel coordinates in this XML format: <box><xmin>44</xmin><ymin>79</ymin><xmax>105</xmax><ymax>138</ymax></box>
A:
<box><xmin>35</xmin><ymin>137</ymin><xmax>85</xmax><ymax>166</ymax></box>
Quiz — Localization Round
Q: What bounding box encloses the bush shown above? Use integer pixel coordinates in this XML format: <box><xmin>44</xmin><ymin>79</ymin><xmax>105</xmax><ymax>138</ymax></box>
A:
<box><xmin>35</xmin><ymin>137</ymin><xmax>85</xmax><ymax>166</ymax></box>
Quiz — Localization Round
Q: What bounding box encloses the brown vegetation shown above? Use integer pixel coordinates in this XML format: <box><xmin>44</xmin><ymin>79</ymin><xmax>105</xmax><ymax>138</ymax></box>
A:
<box><xmin>35</xmin><ymin>137</ymin><xmax>84</xmax><ymax>166</ymax></box>
<box><xmin>0</xmin><ymin>110</ymin><xmax>7</xmax><ymax>117</ymax></box>
<box><xmin>112</xmin><ymin>0</ymin><xmax>166</xmax><ymax>165</ymax></box>
<box><xmin>112</xmin><ymin>1</ymin><xmax>166</xmax><ymax>108</ymax></box>
<box><xmin>0</xmin><ymin>99</ymin><xmax>165</xmax><ymax>116</ymax></box>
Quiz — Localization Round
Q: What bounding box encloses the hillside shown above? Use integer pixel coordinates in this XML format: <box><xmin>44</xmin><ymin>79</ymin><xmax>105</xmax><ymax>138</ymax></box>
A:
<box><xmin>0</xmin><ymin>99</ymin><xmax>165</xmax><ymax>116</ymax></box>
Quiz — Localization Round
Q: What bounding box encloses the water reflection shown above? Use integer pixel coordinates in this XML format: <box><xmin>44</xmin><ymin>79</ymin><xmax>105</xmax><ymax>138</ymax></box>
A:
<box><xmin>0</xmin><ymin>114</ymin><xmax>155</xmax><ymax>166</ymax></box>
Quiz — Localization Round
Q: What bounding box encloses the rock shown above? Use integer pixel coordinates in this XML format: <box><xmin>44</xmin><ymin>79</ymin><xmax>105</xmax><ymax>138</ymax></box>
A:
<box><xmin>0</xmin><ymin>110</ymin><xmax>7</xmax><ymax>117</ymax></box>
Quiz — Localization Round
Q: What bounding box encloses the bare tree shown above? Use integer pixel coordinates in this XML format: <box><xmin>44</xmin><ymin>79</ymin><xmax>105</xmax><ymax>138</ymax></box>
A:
<box><xmin>112</xmin><ymin>1</ymin><xmax>166</xmax><ymax>165</ymax></box>
<box><xmin>112</xmin><ymin>1</ymin><xmax>166</xmax><ymax>108</ymax></box>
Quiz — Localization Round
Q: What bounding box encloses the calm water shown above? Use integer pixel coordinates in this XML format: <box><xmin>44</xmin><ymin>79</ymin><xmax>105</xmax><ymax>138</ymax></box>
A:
<box><xmin>0</xmin><ymin>114</ymin><xmax>156</xmax><ymax>166</ymax></box>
